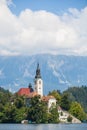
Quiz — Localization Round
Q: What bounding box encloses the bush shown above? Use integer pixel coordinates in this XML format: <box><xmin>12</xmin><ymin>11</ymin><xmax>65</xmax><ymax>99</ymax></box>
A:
<box><xmin>67</xmin><ymin>115</ymin><xmax>72</xmax><ymax>122</ymax></box>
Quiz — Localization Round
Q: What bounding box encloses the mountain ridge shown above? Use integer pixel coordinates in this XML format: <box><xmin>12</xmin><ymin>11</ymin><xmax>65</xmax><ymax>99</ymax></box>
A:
<box><xmin>0</xmin><ymin>54</ymin><xmax>87</xmax><ymax>94</ymax></box>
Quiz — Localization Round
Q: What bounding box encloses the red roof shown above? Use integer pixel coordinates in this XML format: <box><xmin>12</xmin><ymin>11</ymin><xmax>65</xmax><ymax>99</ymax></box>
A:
<box><xmin>26</xmin><ymin>92</ymin><xmax>39</xmax><ymax>98</ymax></box>
<box><xmin>42</xmin><ymin>96</ymin><xmax>56</xmax><ymax>102</ymax></box>
<box><xmin>17</xmin><ymin>88</ymin><xmax>31</xmax><ymax>96</ymax></box>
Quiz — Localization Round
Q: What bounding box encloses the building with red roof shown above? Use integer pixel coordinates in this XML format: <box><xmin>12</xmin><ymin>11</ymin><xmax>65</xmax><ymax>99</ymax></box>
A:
<box><xmin>42</xmin><ymin>96</ymin><xmax>56</xmax><ymax>109</ymax></box>
<box><xmin>17</xmin><ymin>83</ymin><xmax>34</xmax><ymax>96</ymax></box>
<box><xmin>17</xmin><ymin>64</ymin><xmax>56</xmax><ymax>109</ymax></box>
<box><xmin>18</xmin><ymin>88</ymin><xmax>31</xmax><ymax>96</ymax></box>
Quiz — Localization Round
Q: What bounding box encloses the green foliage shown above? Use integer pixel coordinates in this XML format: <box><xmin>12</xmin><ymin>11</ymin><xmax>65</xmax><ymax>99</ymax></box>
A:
<box><xmin>1</xmin><ymin>104</ymin><xmax>16</xmax><ymax>123</ymax></box>
<box><xmin>64</xmin><ymin>86</ymin><xmax>87</xmax><ymax>112</ymax></box>
<box><xmin>14</xmin><ymin>97</ymin><xmax>25</xmax><ymax>109</ymax></box>
<box><xmin>0</xmin><ymin>103</ymin><xmax>4</xmax><ymax>111</ymax></box>
<box><xmin>48</xmin><ymin>90</ymin><xmax>61</xmax><ymax>104</ymax></box>
<box><xmin>0</xmin><ymin>112</ymin><xmax>5</xmax><ymax>123</ymax></box>
<box><xmin>27</xmin><ymin>96</ymin><xmax>48</xmax><ymax>123</ymax></box>
<box><xmin>0</xmin><ymin>87</ymin><xmax>27</xmax><ymax>123</ymax></box>
<box><xmin>0</xmin><ymin>88</ymin><xmax>12</xmax><ymax>105</ymax></box>
<box><xmin>14</xmin><ymin>107</ymin><xmax>27</xmax><ymax>123</ymax></box>
<box><xmin>60</xmin><ymin>93</ymin><xmax>71</xmax><ymax>111</ymax></box>
<box><xmin>0</xmin><ymin>87</ymin><xmax>10</xmax><ymax>94</ymax></box>
<box><xmin>48</xmin><ymin>106</ymin><xmax>59</xmax><ymax>123</ymax></box>
<box><xmin>0</xmin><ymin>86</ymin><xmax>87</xmax><ymax>123</ymax></box>
<box><xmin>69</xmin><ymin>102</ymin><xmax>86</xmax><ymax>121</ymax></box>
<box><xmin>67</xmin><ymin>115</ymin><xmax>72</xmax><ymax>122</ymax></box>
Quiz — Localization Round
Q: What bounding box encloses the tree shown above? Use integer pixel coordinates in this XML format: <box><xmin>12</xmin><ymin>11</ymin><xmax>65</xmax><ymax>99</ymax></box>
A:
<box><xmin>0</xmin><ymin>103</ymin><xmax>4</xmax><ymax>111</ymax></box>
<box><xmin>63</xmin><ymin>86</ymin><xmax>87</xmax><ymax>112</ymax></box>
<box><xmin>67</xmin><ymin>115</ymin><xmax>72</xmax><ymax>122</ymax></box>
<box><xmin>0</xmin><ymin>112</ymin><xmax>5</xmax><ymax>123</ymax></box>
<box><xmin>60</xmin><ymin>93</ymin><xmax>71</xmax><ymax>110</ymax></box>
<box><xmin>1</xmin><ymin>103</ymin><xmax>16</xmax><ymax>123</ymax></box>
<box><xmin>0</xmin><ymin>90</ymin><xmax>12</xmax><ymax>105</ymax></box>
<box><xmin>48</xmin><ymin>90</ymin><xmax>61</xmax><ymax>104</ymax></box>
<box><xmin>48</xmin><ymin>106</ymin><xmax>59</xmax><ymax>123</ymax></box>
<box><xmin>69</xmin><ymin>102</ymin><xmax>86</xmax><ymax>121</ymax></box>
<box><xmin>14</xmin><ymin>96</ymin><xmax>25</xmax><ymax>109</ymax></box>
<box><xmin>27</xmin><ymin>96</ymin><xmax>48</xmax><ymax>123</ymax></box>
<box><xmin>14</xmin><ymin>107</ymin><xmax>27</xmax><ymax>123</ymax></box>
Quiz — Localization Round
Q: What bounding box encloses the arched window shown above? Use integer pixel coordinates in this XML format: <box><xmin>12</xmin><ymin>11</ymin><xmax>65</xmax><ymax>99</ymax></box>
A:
<box><xmin>39</xmin><ymin>80</ymin><xmax>41</xmax><ymax>84</ymax></box>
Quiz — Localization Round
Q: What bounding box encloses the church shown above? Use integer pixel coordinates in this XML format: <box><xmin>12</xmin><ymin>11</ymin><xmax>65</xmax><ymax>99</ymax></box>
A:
<box><xmin>17</xmin><ymin>63</ymin><xmax>56</xmax><ymax>109</ymax></box>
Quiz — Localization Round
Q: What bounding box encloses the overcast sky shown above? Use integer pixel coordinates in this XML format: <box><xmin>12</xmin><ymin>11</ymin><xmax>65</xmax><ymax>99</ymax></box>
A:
<box><xmin>0</xmin><ymin>0</ymin><xmax>87</xmax><ymax>56</ymax></box>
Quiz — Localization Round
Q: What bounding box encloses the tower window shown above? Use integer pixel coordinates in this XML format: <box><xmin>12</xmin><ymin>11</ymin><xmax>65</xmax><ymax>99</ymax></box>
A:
<box><xmin>39</xmin><ymin>81</ymin><xmax>41</xmax><ymax>84</ymax></box>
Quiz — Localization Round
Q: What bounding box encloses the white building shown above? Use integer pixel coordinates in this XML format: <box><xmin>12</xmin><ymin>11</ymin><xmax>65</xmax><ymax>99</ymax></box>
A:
<box><xmin>23</xmin><ymin>63</ymin><xmax>56</xmax><ymax>109</ymax></box>
<box><xmin>42</xmin><ymin>96</ymin><xmax>56</xmax><ymax>109</ymax></box>
<box><xmin>58</xmin><ymin>106</ymin><xmax>69</xmax><ymax>122</ymax></box>
<box><xmin>34</xmin><ymin>63</ymin><xmax>43</xmax><ymax>97</ymax></box>
<box><xmin>34</xmin><ymin>63</ymin><xmax>56</xmax><ymax>108</ymax></box>
<box><xmin>58</xmin><ymin>106</ymin><xmax>81</xmax><ymax>123</ymax></box>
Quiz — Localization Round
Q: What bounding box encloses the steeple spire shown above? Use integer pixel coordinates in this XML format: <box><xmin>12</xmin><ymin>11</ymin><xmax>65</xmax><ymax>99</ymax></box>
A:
<box><xmin>34</xmin><ymin>63</ymin><xmax>43</xmax><ymax>97</ymax></box>
<box><xmin>35</xmin><ymin>63</ymin><xmax>41</xmax><ymax>79</ymax></box>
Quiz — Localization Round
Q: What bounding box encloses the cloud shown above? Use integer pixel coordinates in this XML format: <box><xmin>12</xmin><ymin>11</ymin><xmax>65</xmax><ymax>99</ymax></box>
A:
<box><xmin>0</xmin><ymin>0</ymin><xmax>87</xmax><ymax>56</ymax></box>
<box><xmin>0</xmin><ymin>50</ymin><xmax>20</xmax><ymax>56</ymax></box>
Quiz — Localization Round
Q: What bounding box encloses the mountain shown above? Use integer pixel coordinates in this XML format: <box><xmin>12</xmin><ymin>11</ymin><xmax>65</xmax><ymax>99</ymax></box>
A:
<box><xmin>0</xmin><ymin>54</ymin><xmax>87</xmax><ymax>94</ymax></box>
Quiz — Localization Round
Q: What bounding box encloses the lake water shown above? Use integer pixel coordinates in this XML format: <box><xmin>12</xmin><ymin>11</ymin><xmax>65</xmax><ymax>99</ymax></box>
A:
<box><xmin>0</xmin><ymin>124</ymin><xmax>87</xmax><ymax>130</ymax></box>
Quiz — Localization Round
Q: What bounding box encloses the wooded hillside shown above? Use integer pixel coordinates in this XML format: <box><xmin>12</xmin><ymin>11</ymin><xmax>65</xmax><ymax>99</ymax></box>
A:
<box><xmin>64</xmin><ymin>86</ymin><xmax>87</xmax><ymax>112</ymax></box>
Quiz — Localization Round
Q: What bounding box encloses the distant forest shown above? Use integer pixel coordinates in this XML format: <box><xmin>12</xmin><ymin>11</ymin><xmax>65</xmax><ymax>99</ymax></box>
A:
<box><xmin>64</xmin><ymin>86</ymin><xmax>87</xmax><ymax>112</ymax></box>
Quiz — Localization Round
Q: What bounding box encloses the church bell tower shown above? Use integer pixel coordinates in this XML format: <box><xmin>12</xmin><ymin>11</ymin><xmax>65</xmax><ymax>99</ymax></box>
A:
<box><xmin>34</xmin><ymin>63</ymin><xmax>43</xmax><ymax>97</ymax></box>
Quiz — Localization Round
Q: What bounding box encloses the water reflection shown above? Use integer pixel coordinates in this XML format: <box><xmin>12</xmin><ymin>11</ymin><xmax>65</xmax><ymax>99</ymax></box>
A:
<box><xmin>35</xmin><ymin>124</ymin><xmax>56</xmax><ymax>130</ymax></box>
<box><xmin>0</xmin><ymin>124</ymin><xmax>87</xmax><ymax>130</ymax></box>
